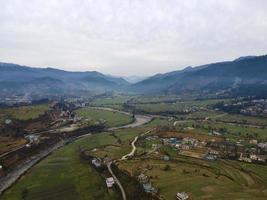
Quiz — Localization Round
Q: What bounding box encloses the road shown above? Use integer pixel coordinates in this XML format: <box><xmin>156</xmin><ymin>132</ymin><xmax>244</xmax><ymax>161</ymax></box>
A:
<box><xmin>120</xmin><ymin>136</ymin><xmax>138</xmax><ymax>160</ymax></box>
<box><xmin>0</xmin><ymin>141</ymin><xmax>65</xmax><ymax>194</ymax></box>
<box><xmin>107</xmin><ymin>161</ymin><xmax>127</xmax><ymax>200</ymax></box>
<box><xmin>106</xmin><ymin>128</ymin><xmax>155</xmax><ymax>200</ymax></box>
<box><xmin>0</xmin><ymin>107</ymin><xmax>152</xmax><ymax>196</ymax></box>
<box><xmin>120</xmin><ymin>129</ymin><xmax>155</xmax><ymax>160</ymax></box>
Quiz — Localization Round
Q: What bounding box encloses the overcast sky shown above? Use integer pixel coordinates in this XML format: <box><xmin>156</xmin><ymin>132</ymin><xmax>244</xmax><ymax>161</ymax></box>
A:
<box><xmin>0</xmin><ymin>0</ymin><xmax>267</xmax><ymax>76</ymax></box>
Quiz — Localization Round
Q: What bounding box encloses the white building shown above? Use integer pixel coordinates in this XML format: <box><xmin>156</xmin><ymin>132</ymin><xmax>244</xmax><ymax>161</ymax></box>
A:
<box><xmin>92</xmin><ymin>158</ymin><xmax>101</xmax><ymax>167</ymax></box>
<box><xmin>106</xmin><ymin>177</ymin><xmax>115</xmax><ymax>188</ymax></box>
<box><xmin>176</xmin><ymin>192</ymin><xmax>189</xmax><ymax>200</ymax></box>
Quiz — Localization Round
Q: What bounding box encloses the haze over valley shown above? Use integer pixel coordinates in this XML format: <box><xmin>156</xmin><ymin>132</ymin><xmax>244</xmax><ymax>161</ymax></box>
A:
<box><xmin>1</xmin><ymin>1</ymin><xmax>267</xmax><ymax>200</ymax></box>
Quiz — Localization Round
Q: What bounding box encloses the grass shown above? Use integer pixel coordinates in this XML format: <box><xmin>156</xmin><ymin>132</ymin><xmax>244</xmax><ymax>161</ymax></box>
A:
<box><xmin>75</xmin><ymin>107</ymin><xmax>134</xmax><ymax>128</ymax></box>
<box><xmin>0</xmin><ymin>104</ymin><xmax>49</xmax><ymax>123</ymax></box>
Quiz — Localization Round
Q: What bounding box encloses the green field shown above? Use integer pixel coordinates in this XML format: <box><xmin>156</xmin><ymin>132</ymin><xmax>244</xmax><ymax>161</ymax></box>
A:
<box><xmin>215</xmin><ymin>114</ymin><xmax>267</xmax><ymax>126</ymax></box>
<box><xmin>1</xmin><ymin>118</ymin><xmax>169</xmax><ymax>200</ymax></box>
<box><xmin>1</xmin><ymin>133</ymin><xmax>120</xmax><ymax>200</ymax></box>
<box><xmin>75</xmin><ymin>107</ymin><xmax>134</xmax><ymax>128</ymax></box>
<box><xmin>2</xmin><ymin>95</ymin><xmax>267</xmax><ymax>200</ymax></box>
<box><xmin>90</xmin><ymin>95</ymin><xmax>133</xmax><ymax>110</ymax></box>
<box><xmin>0</xmin><ymin>104</ymin><xmax>49</xmax><ymax>123</ymax></box>
<box><xmin>129</xmin><ymin>99</ymin><xmax>230</xmax><ymax>114</ymax></box>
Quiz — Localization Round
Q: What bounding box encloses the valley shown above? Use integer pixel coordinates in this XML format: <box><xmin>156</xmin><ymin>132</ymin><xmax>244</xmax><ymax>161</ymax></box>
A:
<box><xmin>0</xmin><ymin>94</ymin><xmax>267</xmax><ymax>200</ymax></box>
<box><xmin>1</xmin><ymin>1</ymin><xmax>267</xmax><ymax>199</ymax></box>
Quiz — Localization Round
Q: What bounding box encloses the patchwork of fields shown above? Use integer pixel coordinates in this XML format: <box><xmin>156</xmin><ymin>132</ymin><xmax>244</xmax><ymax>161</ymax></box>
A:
<box><xmin>1</xmin><ymin>96</ymin><xmax>267</xmax><ymax>200</ymax></box>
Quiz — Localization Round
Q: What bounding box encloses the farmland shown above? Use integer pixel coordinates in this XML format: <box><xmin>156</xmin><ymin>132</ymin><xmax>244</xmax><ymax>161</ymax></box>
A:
<box><xmin>1</xmin><ymin>95</ymin><xmax>267</xmax><ymax>200</ymax></box>
<box><xmin>125</xmin><ymin>99</ymin><xmax>230</xmax><ymax>114</ymax></box>
<box><xmin>75</xmin><ymin>107</ymin><xmax>134</xmax><ymax>128</ymax></box>
<box><xmin>1</xmin><ymin>118</ymin><xmax>169</xmax><ymax>200</ymax></box>
<box><xmin>90</xmin><ymin>95</ymin><xmax>133</xmax><ymax>110</ymax></box>
<box><xmin>118</xmin><ymin>157</ymin><xmax>267</xmax><ymax>200</ymax></box>
<box><xmin>1</xmin><ymin>133</ymin><xmax>120</xmax><ymax>200</ymax></box>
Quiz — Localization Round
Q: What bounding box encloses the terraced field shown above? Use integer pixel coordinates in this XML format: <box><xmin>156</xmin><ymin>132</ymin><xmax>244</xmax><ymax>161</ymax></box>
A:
<box><xmin>118</xmin><ymin>157</ymin><xmax>267</xmax><ymax>200</ymax></box>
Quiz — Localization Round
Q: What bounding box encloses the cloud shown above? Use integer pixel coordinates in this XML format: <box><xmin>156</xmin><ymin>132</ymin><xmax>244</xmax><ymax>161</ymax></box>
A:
<box><xmin>0</xmin><ymin>0</ymin><xmax>267</xmax><ymax>76</ymax></box>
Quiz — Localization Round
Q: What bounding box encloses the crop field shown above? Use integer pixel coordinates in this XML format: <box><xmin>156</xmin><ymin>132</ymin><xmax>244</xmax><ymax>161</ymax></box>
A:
<box><xmin>90</xmin><ymin>118</ymin><xmax>171</xmax><ymax>159</ymax></box>
<box><xmin>129</xmin><ymin>99</ymin><xmax>230</xmax><ymax>114</ymax></box>
<box><xmin>187</xmin><ymin>110</ymin><xmax>225</xmax><ymax>119</ymax></box>
<box><xmin>173</xmin><ymin>119</ymin><xmax>267</xmax><ymax>141</ymax></box>
<box><xmin>90</xmin><ymin>95</ymin><xmax>133</xmax><ymax>109</ymax></box>
<box><xmin>130</xmin><ymin>96</ymin><xmax>181</xmax><ymax>104</ymax></box>
<box><xmin>2</xmin><ymin>95</ymin><xmax>267</xmax><ymax>200</ymax></box>
<box><xmin>215</xmin><ymin>114</ymin><xmax>267</xmax><ymax>126</ymax></box>
<box><xmin>1</xmin><ymin>133</ymin><xmax>120</xmax><ymax>200</ymax></box>
<box><xmin>75</xmin><ymin>107</ymin><xmax>134</xmax><ymax>128</ymax></box>
<box><xmin>118</xmin><ymin>157</ymin><xmax>267</xmax><ymax>200</ymax></box>
<box><xmin>0</xmin><ymin>104</ymin><xmax>49</xmax><ymax>123</ymax></box>
<box><xmin>1</xmin><ymin>118</ymin><xmax>170</xmax><ymax>200</ymax></box>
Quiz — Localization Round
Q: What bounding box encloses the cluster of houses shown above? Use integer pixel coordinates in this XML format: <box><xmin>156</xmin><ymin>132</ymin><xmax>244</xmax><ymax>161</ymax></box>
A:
<box><xmin>162</xmin><ymin>137</ymin><xmax>198</xmax><ymax>151</ymax></box>
<box><xmin>90</xmin><ymin>156</ymin><xmax>112</xmax><ymax>168</ymax></box>
<box><xmin>0</xmin><ymin>94</ymin><xmax>32</xmax><ymax>106</ymax></box>
<box><xmin>216</xmin><ymin>98</ymin><xmax>267</xmax><ymax>117</ymax></box>
<box><xmin>206</xmin><ymin>141</ymin><xmax>267</xmax><ymax>163</ymax></box>
<box><xmin>146</xmin><ymin>134</ymin><xmax>267</xmax><ymax>164</ymax></box>
<box><xmin>240</xmin><ymin>99</ymin><xmax>267</xmax><ymax>117</ymax></box>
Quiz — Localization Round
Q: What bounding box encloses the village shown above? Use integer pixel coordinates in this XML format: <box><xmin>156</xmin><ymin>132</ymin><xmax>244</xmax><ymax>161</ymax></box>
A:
<box><xmin>214</xmin><ymin>98</ymin><xmax>267</xmax><ymax>117</ymax></box>
<box><xmin>79</xmin><ymin>121</ymin><xmax>267</xmax><ymax>200</ymax></box>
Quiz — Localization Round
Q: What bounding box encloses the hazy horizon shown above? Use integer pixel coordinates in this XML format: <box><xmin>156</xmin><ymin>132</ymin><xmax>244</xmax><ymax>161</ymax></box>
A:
<box><xmin>1</xmin><ymin>0</ymin><xmax>267</xmax><ymax>76</ymax></box>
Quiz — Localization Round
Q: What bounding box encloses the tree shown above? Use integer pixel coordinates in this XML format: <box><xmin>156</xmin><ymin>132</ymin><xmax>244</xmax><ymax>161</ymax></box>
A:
<box><xmin>163</xmin><ymin>164</ymin><xmax>171</xmax><ymax>171</ymax></box>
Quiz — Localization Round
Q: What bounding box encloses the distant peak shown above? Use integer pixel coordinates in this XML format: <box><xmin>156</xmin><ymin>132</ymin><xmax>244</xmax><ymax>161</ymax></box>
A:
<box><xmin>234</xmin><ymin>56</ymin><xmax>257</xmax><ymax>62</ymax></box>
<box><xmin>183</xmin><ymin>66</ymin><xmax>193</xmax><ymax>71</ymax></box>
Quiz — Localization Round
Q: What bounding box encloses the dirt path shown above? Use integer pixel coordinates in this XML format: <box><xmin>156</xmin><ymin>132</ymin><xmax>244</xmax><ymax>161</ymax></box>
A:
<box><xmin>120</xmin><ymin>129</ymin><xmax>155</xmax><ymax>160</ymax></box>
<box><xmin>120</xmin><ymin>136</ymin><xmax>138</xmax><ymax>160</ymax></box>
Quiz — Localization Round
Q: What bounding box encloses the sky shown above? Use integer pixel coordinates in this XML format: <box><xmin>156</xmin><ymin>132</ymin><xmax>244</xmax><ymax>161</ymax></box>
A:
<box><xmin>0</xmin><ymin>0</ymin><xmax>267</xmax><ymax>76</ymax></box>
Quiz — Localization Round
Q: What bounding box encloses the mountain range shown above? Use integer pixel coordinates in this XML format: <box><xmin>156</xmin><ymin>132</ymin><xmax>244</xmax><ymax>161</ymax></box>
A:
<box><xmin>131</xmin><ymin>55</ymin><xmax>267</xmax><ymax>97</ymax></box>
<box><xmin>1</xmin><ymin>54</ymin><xmax>267</xmax><ymax>97</ymax></box>
<box><xmin>0</xmin><ymin>63</ymin><xmax>128</xmax><ymax>95</ymax></box>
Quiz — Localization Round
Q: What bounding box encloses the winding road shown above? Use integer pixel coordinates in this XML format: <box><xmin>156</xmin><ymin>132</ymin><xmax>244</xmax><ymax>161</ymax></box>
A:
<box><xmin>120</xmin><ymin>136</ymin><xmax>139</xmax><ymax>160</ymax></box>
<box><xmin>107</xmin><ymin>161</ymin><xmax>127</xmax><ymax>200</ymax></box>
